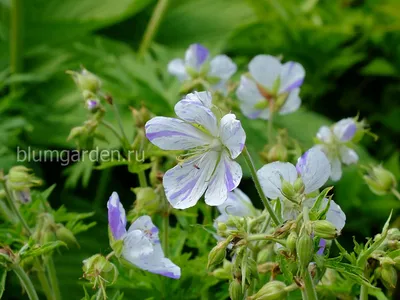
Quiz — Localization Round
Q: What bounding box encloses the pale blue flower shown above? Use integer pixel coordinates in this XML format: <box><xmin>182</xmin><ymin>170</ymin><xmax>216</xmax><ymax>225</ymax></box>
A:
<box><xmin>107</xmin><ymin>192</ymin><xmax>181</xmax><ymax>279</ymax></box>
<box><xmin>236</xmin><ymin>55</ymin><xmax>305</xmax><ymax>120</ymax></box>
<box><xmin>145</xmin><ymin>91</ymin><xmax>246</xmax><ymax>209</ymax></box>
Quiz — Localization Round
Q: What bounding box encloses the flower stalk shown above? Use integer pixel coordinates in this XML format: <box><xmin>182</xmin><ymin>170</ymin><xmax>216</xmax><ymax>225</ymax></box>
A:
<box><xmin>12</xmin><ymin>265</ymin><xmax>40</xmax><ymax>300</ymax></box>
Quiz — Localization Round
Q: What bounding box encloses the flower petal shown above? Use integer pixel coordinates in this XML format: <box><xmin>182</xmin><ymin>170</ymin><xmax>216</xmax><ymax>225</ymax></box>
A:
<box><xmin>325</xmin><ymin>199</ymin><xmax>346</xmax><ymax>232</ymax></box>
<box><xmin>330</xmin><ymin>157</ymin><xmax>342</xmax><ymax>181</ymax></box>
<box><xmin>236</xmin><ymin>75</ymin><xmax>269</xmax><ymax>120</ymax></box>
<box><xmin>217</xmin><ymin>188</ymin><xmax>255</xmax><ymax>217</ymax></box>
<box><xmin>167</xmin><ymin>59</ymin><xmax>188</xmax><ymax>81</ymax></box>
<box><xmin>204</xmin><ymin>152</ymin><xmax>242</xmax><ymax>206</ymax></box>
<box><xmin>257</xmin><ymin>162</ymin><xmax>298</xmax><ymax>199</ymax></box>
<box><xmin>279</xmin><ymin>88</ymin><xmax>301</xmax><ymax>115</ymax></box>
<box><xmin>131</xmin><ymin>244</ymin><xmax>181</xmax><ymax>279</ymax></box>
<box><xmin>107</xmin><ymin>192</ymin><xmax>126</xmax><ymax>240</ymax></box>
<box><xmin>296</xmin><ymin>148</ymin><xmax>330</xmax><ymax>194</ymax></box>
<box><xmin>249</xmin><ymin>55</ymin><xmax>281</xmax><ymax>90</ymax></box>
<box><xmin>184</xmin><ymin>90</ymin><xmax>213</xmax><ymax>108</ymax></box>
<box><xmin>279</xmin><ymin>61</ymin><xmax>305</xmax><ymax>93</ymax></box>
<box><xmin>163</xmin><ymin>150</ymin><xmax>219</xmax><ymax>209</ymax></box>
<box><xmin>316</xmin><ymin>126</ymin><xmax>333</xmax><ymax>143</ymax></box>
<box><xmin>174</xmin><ymin>92</ymin><xmax>218</xmax><ymax>135</ymax></box>
<box><xmin>209</xmin><ymin>55</ymin><xmax>237</xmax><ymax>80</ymax></box>
<box><xmin>333</xmin><ymin>118</ymin><xmax>357</xmax><ymax>142</ymax></box>
<box><xmin>122</xmin><ymin>229</ymin><xmax>154</xmax><ymax>262</ymax></box>
<box><xmin>339</xmin><ymin>146</ymin><xmax>358</xmax><ymax>165</ymax></box>
<box><xmin>128</xmin><ymin>215</ymin><xmax>160</xmax><ymax>244</ymax></box>
<box><xmin>145</xmin><ymin>117</ymin><xmax>212</xmax><ymax>150</ymax></box>
<box><xmin>185</xmin><ymin>44</ymin><xmax>209</xmax><ymax>70</ymax></box>
<box><xmin>219</xmin><ymin>113</ymin><xmax>246</xmax><ymax>159</ymax></box>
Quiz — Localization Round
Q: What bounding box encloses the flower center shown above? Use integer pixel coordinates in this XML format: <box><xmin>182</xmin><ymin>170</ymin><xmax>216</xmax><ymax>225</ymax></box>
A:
<box><xmin>209</xmin><ymin>138</ymin><xmax>222</xmax><ymax>151</ymax></box>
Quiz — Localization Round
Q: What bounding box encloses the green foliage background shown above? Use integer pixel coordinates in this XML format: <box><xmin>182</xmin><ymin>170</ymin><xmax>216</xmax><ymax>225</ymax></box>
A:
<box><xmin>0</xmin><ymin>0</ymin><xmax>399</xmax><ymax>298</ymax></box>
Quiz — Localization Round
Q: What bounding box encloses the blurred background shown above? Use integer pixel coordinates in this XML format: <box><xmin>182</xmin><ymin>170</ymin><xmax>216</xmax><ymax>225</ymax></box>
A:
<box><xmin>0</xmin><ymin>0</ymin><xmax>399</xmax><ymax>298</ymax></box>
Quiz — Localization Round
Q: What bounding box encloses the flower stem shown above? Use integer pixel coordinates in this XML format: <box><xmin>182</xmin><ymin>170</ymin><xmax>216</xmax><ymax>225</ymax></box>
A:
<box><xmin>100</xmin><ymin>120</ymin><xmax>125</xmax><ymax>145</ymax></box>
<box><xmin>47</xmin><ymin>257</ymin><xmax>61</xmax><ymax>300</ymax></box>
<box><xmin>267</xmin><ymin>108</ymin><xmax>274</xmax><ymax>144</ymax></box>
<box><xmin>138</xmin><ymin>171</ymin><xmax>148</xmax><ymax>188</ymax></box>
<box><xmin>391</xmin><ymin>188</ymin><xmax>400</xmax><ymax>201</ymax></box>
<box><xmin>246</xmin><ymin>234</ymin><xmax>286</xmax><ymax>245</ymax></box>
<box><xmin>12</xmin><ymin>265</ymin><xmax>39</xmax><ymax>300</ymax></box>
<box><xmin>138</xmin><ymin>0</ymin><xmax>169</xmax><ymax>57</ymax></box>
<box><xmin>1</xmin><ymin>181</ymin><xmax>31</xmax><ymax>234</ymax></box>
<box><xmin>242</xmin><ymin>146</ymin><xmax>280</xmax><ymax>225</ymax></box>
<box><xmin>111</xmin><ymin>101</ymin><xmax>130</xmax><ymax>149</ymax></box>
<box><xmin>35</xmin><ymin>262</ymin><xmax>53</xmax><ymax>300</ymax></box>
<box><xmin>302</xmin><ymin>267</ymin><xmax>318</xmax><ymax>300</ymax></box>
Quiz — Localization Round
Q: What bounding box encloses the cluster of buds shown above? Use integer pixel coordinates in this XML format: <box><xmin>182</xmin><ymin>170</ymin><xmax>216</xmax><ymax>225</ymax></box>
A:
<box><xmin>362</xmin><ymin>165</ymin><xmax>397</xmax><ymax>196</ymax></box>
<box><xmin>2</xmin><ymin>166</ymin><xmax>42</xmax><ymax>203</ymax></box>
<box><xmin>82</xmin><ymin>254</ymin><xmax>118</xmax><ymax>294</ymax></box>
<box><xmin>260</xmin><ymin>129</ymin><xmax>302</xmax><ymax>163</ymax></box>
<box><xmin>129</xmin><ymin>187</ymin><xmax>163</xmax><ymax>216</ymax></box>
<box><xmin>130</xmin><ymin>105</ymin><xmax>151</xmax><ymax>129</ymax></box>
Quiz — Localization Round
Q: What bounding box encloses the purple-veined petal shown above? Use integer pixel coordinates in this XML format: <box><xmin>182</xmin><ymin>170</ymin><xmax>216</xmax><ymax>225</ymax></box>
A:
<box><xmin>145</xmin><ymin>117</ymin><xmax>212</xmax><ymax>150</ymax></box>
<box><xmin>167</xmin><ymin>59</ymin><xmax>188</xmax><ymax>81</ymax></box>
<box><xmin>326</xmin><ymin>199</ymin><xmax>346</xmax><ymax>232</ymax></box>
<box><xmin>249</xmin><ymin>55</ymin><xmax>281</xmax><ymax>91</ymax></box>
<box><xmin>209</xmin><ymin>55</ymin><xmax>237</xmax><ymax>80</ymax></box>
<box><xmin>236</xmin><ymin>75</ymin><xmax>269</xmax><ymax>120</ymax></box>
<box><xmin>339</xmin><ymin>146</ymin><xmax>358</xmax><ymax>165</ymax></box>
<box><xmin>279</xmin><ymin>88</ymin><xmax>301</xmax><ymax>115</ymax></box>
<box><xmin>122</xmin><ymin>229</ymin><xmax>154</xmax><ymax>262</ymax></box>
<box><xmin>333</xmin><ymin>118</ymin><xmax>357</xmax><ymax>142</ymax></box>
<box><xmin>330</xmin><ymin>157</ymin><xmax>342</xmax><ymax>181</ymax></box>
<box><xmin>317</xmin><ymin>239</ymin><xmax>326</xmax><ymax>255</ymax></box>
<box><xmin>175</xmin><ymin>92</ymin><xmax>218</xmax><ymax>135</ymax></box>
<box><xmin>257</xmin><ymin>162</ymin><xmax>298</xmax><ymax>199</ymax></box>
<box><xmin>204</xmin><ymin>152</ymin><xmax>242</xmax><ymax>206</ymax></box>
<box><xmin>219</xmin><ymin>113</ymin><xmax>246</xmax><ymax>159</ymax></box>
<box><xmin>316</xmin><ymin>126</ymin><xmax>333</xmax><ymax>143</ymax></box>
<box><xmin>184</xmin><ymin>91</ymin><xmax>212</xmax><ymax>108</ymax></box>
<box><xmin>163</xmin><ymin>150</ymin><xmax>219</xmax><ymax>209</ymax></box>
<box><xmin>278</xmin><ymin>61</ymin><xmax>305</xmax><ymax>93</ymax></box>
<box><xmin>217</xmin><ymin>188</ymin><xmax>255</xmax><ymax>217</ymax></box>
<box><xmin>107</xmin><ymin>192</ymin><xmax>127</xmax><ymax>240</ymax></box>
<box><xmin>185</xmin><ymin>44</ymin><xmax>209</xmax><ymax>70</ymax></box>
<box><xmin>296</xmin><ymin>148</ymin><xmax>330</xmax><ymax>194</ymax></box>
<box><xmin>130</xmin><ymin>244</ymin><xmax>181</xmax><ymax>279</ymax></box>
<box><xmin>128</xmin><ymin>215</ymin><xmax>160</xmax><ymax>244</ymax></box>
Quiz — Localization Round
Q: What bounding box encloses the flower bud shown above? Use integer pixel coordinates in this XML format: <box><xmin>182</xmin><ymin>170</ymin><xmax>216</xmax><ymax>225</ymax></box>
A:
<box><xmin>217</xmin><ymin>222</ymin><xmax>228</xmax><ymax>233</ymax></box>
<box><xmin>393</xmin><ymin>256</ymin><xmax>400</xmax><ymax>270</ymax></box>
<box><xmin>296</xmin><ymin>233</ymin><xmax>314</xmax><ymax>269</ymax></box>
<box><xmin>266</xmin><ymin>144</ymin><xmax>288</xmax><ymax>162</ymax></box>
<box><xmin>68</xmin><ymin>68</ymin><xmax>101</xmax><ymax>94</ymax></box>
<box><xmin>287</xmin><ymin>231</ymin><xmax>298</xmax><ymax>252</ymax></box>
<box><xmin>7</xmin><ymin>166</ymin><xmax>42</xmax><ymax>192</ymax></box>
<box><xmin>293</xmin><ymin>177</ymin><xmax>305</xmax><ymax>194</ymax></box>
<box><xmin>86</xmin><ymin>99</ymin><xmax>100</xmax><ymax>112</ymax></box>
<box><xmin>363</xmin><ymin>165</ymin><xmax>397</xmax><ymax>196</ymax></box>
<box><xmin>131</xmin><ymin>106</ymin><xmax>151</xmax><ymax>128</ymax></box>
<box><xmin>67</xmin><ymin>126</ymin><xmax>86</xmax><ymax>141</ymax></box>
<box><xmin>312</xmin><ymin>220</ymin><xmax>338</xmax><ymax>240</ymax></box>
<box><xmin>207</xmin><ymin>239</ymin><xmax>230</xmax><ymax>269</ymax></box>
<box><xmin>212</xmin><ymin>261</ymin><xmax>231</xmax><ymax>280</ymax></box>
<box><xmin>381</xmin><ymin>264</ymin><xmax>397</xmax><ymax>289</ymax></box>
<box><xmin>55</xmin><ymin>225</ymin><xmax>79</xmax><ymax>248</ymax></box>
<box><xmin>133</xmin><ymin>187</ymin><xmax>161</xmax><ymax>215</ymax></box>
<box><xmin>229</xmin><ymin>279</ymin><xmax>243</xmax><ymax>300</ymax></box>
<box><xmin>281</xmin><ymin>180</ymin><xmax>296</xmax><ymax>200</ymax></box>
<box><xmin>83</xmin><ymin>254</ymin><xmax>118</xmax><ymax>287</ymax></box>
<box><xmin>249</xmin><ymin>281</ymin><xmax>287</xmax><ymax>300</ymax></box>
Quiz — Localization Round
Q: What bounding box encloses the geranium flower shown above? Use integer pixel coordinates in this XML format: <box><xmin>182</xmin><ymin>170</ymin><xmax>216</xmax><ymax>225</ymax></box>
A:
<box><xmin>315</xmin><ymin>118</ymin><xmax>359</xmax><ymax>181</ymax></box>
<box><xmin>168</xmin><ymin>43</ymin><xmax>237</xmax><ymax>93</ymax></box>
<box><xmin>257</xmin><ymin>148</ymin><xmax>346</xmax><ymax>231</ymax></box>
<box><xmin>107</xmin><ymin>192</ymin><xmax>180</xmax><ymax>279</ymax></box>
<box><xmin>236</xmin><ymin>55</ymin><xmax>305</xmax><ymax>119</ymax></box>
<box><xmin>145</xmin><ymin>91</ymin><xmax>246</xmax><ymax>209</ymax></box>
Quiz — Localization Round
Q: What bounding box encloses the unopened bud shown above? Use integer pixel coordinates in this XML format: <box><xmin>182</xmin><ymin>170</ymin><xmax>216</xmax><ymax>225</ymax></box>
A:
<box><xmin>249</xmin><ymin>281</ymin><xmax>287</xmax><ymax>300</ymax></box>
<box><xmin>312</xmin><ymin>220</ymin><xmax>338</xmax><ymax>240</ymax></box>
<box><xmin>68</xmin><ymin>68</ymin><xmax>101</xmax><ymax>94</ymax></box>
<box><xmin>287</xmin><ymin>231</ymin><xmax>298</xmax><ymax>252</ymax></box>
<box><xmin>131</xmin><ymin>106</ymin><xmax>151</xmax><ymax>128</ymax></box>
<box><xmin>133</xmin><ymin>187</ymin><xmax>161</xmax><ymax>215</ymax></box>
<box><xmin>293</xmin><ymin>177</ymin><xmax>305</xmax><ymax>194</ymax></box>
<box><xmin>56</xmin><ymin>225</ymin><xmax>79</xmax><ymax>248</ymax></box>
<box><xmin>86</xmin><ymin>99</ymin><xmax>100</xmax><ymax>112</ymax></box>
<box><xmin>363</xmin><ymin>165</ymin><xmax>397</xmax><ymax>196</ymax></box>
<box><xmin>296</xmin><ymin>233</ymin><xmax>314</xmax><ymax>269</ymax></box>
<box><xmin>281</xmin><ymin>180</ymin><xmax>296</xmax><ymax>200</ymax></box>
<box><xmin>67</xmin><ymin>126</ymin><xmax>86</xmax><ymax>141</ymax></box>
<box><xmin>217</xmin><ymin>222</ymin><xmax>228</xmax><ymax>233</ymax></box>
<box><xmin>381</xmin><ymin>264</ymin><xmax>397</xmax><ymax>289</ymax></box>
<box><xmin>266</xmin><ymin>144</ymin><xmax>288</xmax><ymax>162</ymax></box>
<box><xmin>83</xmin><ymin>254</ymin><xmax>118</xmax><ymax>286</ymax></box>
<box><xmin>207</xmin><ymin>239</ymin><xmax>230</xmax><ymax>269</ymax></box>
<box><xmin>229</xmin><ymin>279</ymin><xmax>243</xmax><ymax>300</ymax></box>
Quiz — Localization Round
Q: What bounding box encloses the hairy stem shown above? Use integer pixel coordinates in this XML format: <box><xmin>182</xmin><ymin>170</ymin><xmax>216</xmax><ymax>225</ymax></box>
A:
<box><xmin>302</xmin><ymin>267</ymin><xmax>318</xmax><ymax>300</ymax></box>
<box><xmin>47</xmin><ymin>257</ymin><xmax>61</xmax><ymax>300</ymax></box>
<box><xmin>13</xmin><ymin>265</ymin><xmax>39</xmax><ymax>300</ymax></box>
<box><xmin>138</xmin><ymin>171</ymin><xmax>148</xmax><ymax>188</ymax></box>
<box><xmin>242</xmin><ymin>146</ymin><xmax>280</xmax><ymax>225</ymax></box>
<box><xmin>35</xmin><ymin>262</ymin><xmax>53</xmax><ymax>300</ymax></box>
<box><xmin>138</xmin><ymin>0</ymin><xmax>169</xmax><ymax>57</ymax></box>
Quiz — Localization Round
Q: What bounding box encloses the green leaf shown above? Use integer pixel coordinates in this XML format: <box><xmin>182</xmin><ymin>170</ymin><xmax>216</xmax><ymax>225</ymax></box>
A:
<box><xmin>0</xmin><ymin>268</ymin><xmax>6</xmax><ymax>298</ymax></box>
<box><xmin>361</xmin><ymin>58</ymin><xmax>398</xmax><ymax>76</ymax></box>
<box><xmin>20</xmin><ymin>241</ymin><xmax>66</xmax><ymax>260</ymax></box>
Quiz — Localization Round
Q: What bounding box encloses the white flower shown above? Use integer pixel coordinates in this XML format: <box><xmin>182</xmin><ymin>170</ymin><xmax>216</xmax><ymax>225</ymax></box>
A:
<box><xmin>236</xmin><ymin>55</ymin><xmax>305</xmax><ymax>119</ymax></box>
<box><xmin>145</xmin><ymin>91</ymin><xmax>246</xmax><ymax>209</ymax></box>
<box><xmin>107</xmin><ymin>192</ymin><xmax>180</xmax><ymax>279</ymax></box>
<box><xmin>168</xmin><ymin>43</ymin><xmax>237</xmax><ymax>93</ymax></box>
<box><xmin>257</xmin><ymin>148</ymin><xmax>346</xmax><ymax>231</ymax></box>
<box><xmin>315</xmin><ymin>118</ymin><xmax>359</xmax><ymax>181</ymax></box>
